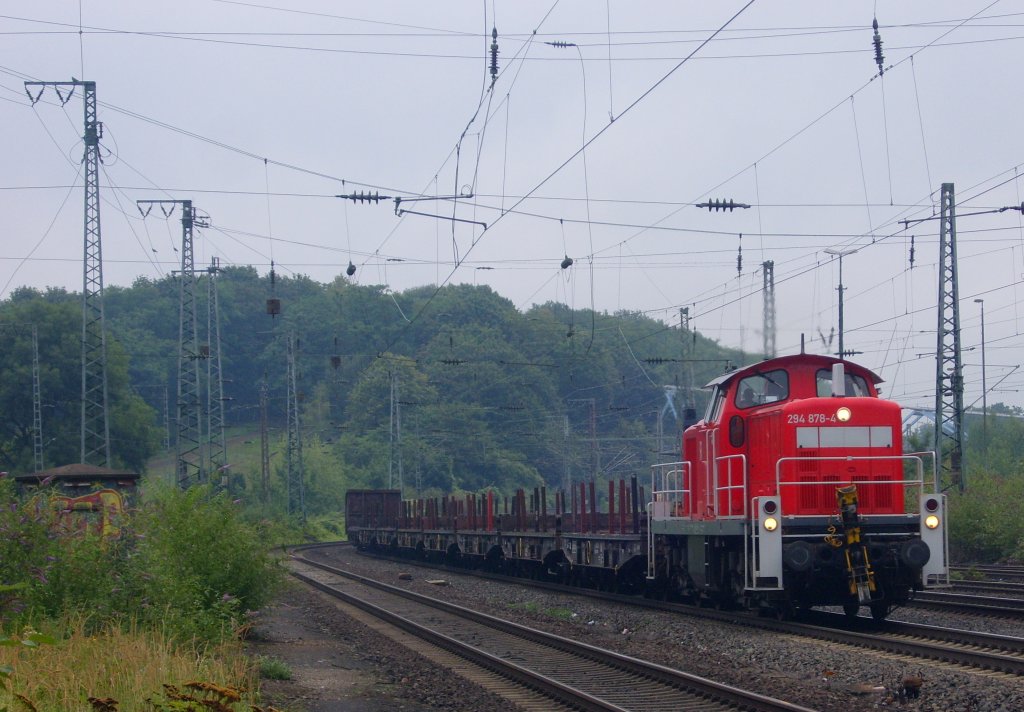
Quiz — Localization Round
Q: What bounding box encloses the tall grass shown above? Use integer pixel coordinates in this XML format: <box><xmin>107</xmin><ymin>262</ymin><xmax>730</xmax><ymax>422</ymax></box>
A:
<box><xmin>0</xmin><ymin>615</ymin><xmax>260</xmax><ymax>711</ymax></box>
<box><xmin>0</xmin><ymin>479</ymin><xmax>287</xmax><ymax>709</ymax></box>
<box><xmin>1</xmin><ymin>481</ymin><xmax>283</xmax><ymax>643</ymax></box>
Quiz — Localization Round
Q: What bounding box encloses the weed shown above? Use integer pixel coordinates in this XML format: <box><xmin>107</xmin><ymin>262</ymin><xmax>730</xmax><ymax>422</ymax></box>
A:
<box><xmin>257</xmin><ymin>657</ymin><xmax>292</xmax><ymax>681</ymax></box>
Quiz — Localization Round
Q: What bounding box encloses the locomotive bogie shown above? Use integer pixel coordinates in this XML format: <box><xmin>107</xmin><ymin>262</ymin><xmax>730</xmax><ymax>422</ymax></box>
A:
<box><xmin>351</xmin><ymin>521</ymin><xmax>650</xmax><ymax>593</ymax></box>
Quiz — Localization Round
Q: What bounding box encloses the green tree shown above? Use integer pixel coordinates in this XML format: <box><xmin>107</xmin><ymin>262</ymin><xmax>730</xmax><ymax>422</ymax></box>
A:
<box><xmin>0</xmin><ymin>296</ymin><xmax>159</xmax><ymax>472</ymax></box>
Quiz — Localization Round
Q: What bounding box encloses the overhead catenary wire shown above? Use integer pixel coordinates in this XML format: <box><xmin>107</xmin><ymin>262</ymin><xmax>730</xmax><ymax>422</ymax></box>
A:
<box><xmin>4</xmin><ymin>10</ymin><xmax>1023</xmax><ymax>58</ymax></box>
<box><xmin>6</xmin><ymin>1</ymin><xmax>1015</xmax><ymax>411</ymax></box>
<box><xmin>0</xmin><ymin>0</ymin><xmax>1003</xmax><ymax>290</ymax></box>
<box><xmin>376</xmin><ymin>1</ymin><xmax>759</xmax><ymax>350</ymax></box>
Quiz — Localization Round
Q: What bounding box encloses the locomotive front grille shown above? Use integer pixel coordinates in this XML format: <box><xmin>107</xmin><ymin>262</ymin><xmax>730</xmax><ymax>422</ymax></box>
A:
<box><xmin>799</xmin><ymin>473</ymin><xmax>839</xmax><ymax>511</ymax></box>
<box><xmin>797</xmin><ymin>449</ymin><xmax>820</xmax><ymax>473</ymax></box>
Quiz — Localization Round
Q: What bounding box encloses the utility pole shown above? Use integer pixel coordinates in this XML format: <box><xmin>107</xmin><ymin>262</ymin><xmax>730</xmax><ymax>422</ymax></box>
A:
<box><xmin>395</xmin><ymin>376</ymin><xmax>404</xmax><ymax>497</ymax></box>
<box><xmin>824</xmin><ymin>247</ymin><xmax>859</xmax><ymax>358</ymax></box>
<box><xmin>259</xmin><ymin>376</ymin><xmax>270</xmax><ymax>505</ymax></box>
<box><xmin>568</xmin><ymin>398</ymin><xmax>597</xmax><ymax>478</ymax></box>
<box><xmin>161</xmin><ymin>385</ymin><xmax>170</xmax><ymax>452</ymax></box>
<box><xmin>762</xmin><ymin>261</ymin><xmax>776</xmax><ymax>359</ymax></box>
<box><xmin>974</xmin><ymin>298</ymin><xmax>987</xmax><ymax>437</ymax></box>
<box><xmin>934</xmin><ymin>183</ymin><xmax>965</xmax><ymax>491</ymax></box>
<box><xmin>26</xmin><ymin>79</ymin><xmax>110</xmax><ymax>466</ymax></box>
<box><xmin>206</xmin><ymin>258</ymin><xmax>227</xmax><ymax>486</ymax></box>
<box><xmin>388</xmin><ymin>371</ymin><xmax>395</xmax><ymax>489</ymax></box>
<box><xmin>139</xmin><ymin>200</ymin><xmax>208</xmax><ymax>488</ymax></box>
<box><xmin>563</xmin><ymin>414</ymin><xmax>571</xmax><ymax>494</ymax></box>
<box><xmin>286</xmin><ymin>333</ymin><xmax>305</xmax><ymax>520</ymax></box>
<box><xmin>679</xmin><ymin>307</ymin><xmax>696</xmax><ymax>427</ymax></box>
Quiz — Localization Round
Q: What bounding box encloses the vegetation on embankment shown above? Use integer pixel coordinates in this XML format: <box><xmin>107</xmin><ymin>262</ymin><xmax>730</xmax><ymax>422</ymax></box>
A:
<box><xmin>910</xmin><ymin>406</ymin><xmax>1024</xmax><ymax>564</ymax></box>
<box><xmin>0</xmin><ymin>479</ymin><xmax>287</xmax><ymax>711</ymax></box>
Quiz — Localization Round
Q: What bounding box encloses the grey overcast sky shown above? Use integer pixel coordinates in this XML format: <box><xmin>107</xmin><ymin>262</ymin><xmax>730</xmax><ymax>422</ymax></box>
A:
<box><xmin>2</xmin><ymin>1</ymin><xmax>1023</xmax><ymax>410</ymax></box>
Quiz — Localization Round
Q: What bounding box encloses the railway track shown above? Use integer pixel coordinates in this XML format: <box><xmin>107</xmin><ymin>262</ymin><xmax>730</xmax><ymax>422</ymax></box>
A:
<box><xmin>288</xmin><ymin>548</ymin><xmax>814</xmax><ymax>712</ymax></box>
<box><xmin>951</xmin><ymin>580</ymin><xmax>1024</xmax><ymax>597</ymax></box>
<box><xmin>952</xmin><ymin>565</ymin><xmax>1024</xmax><ymax>583</ymax></box>
<box><xmin>910</xmin><ymin>590</ymin><xmax>1024</xmax><ymax>618</ymax></box>
<box><xmin>309</xmin><ymin>543</ymin><xmax>1024</xmax><ymax>679</ymax></box>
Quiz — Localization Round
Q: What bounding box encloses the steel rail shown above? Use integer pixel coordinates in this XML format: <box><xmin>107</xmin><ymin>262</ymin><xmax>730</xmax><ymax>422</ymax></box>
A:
<box><xmin>289</xmin><ymin>551</ymin><xmax>816</xmax><ymax>712</ymax></box>
<box><xmin>311</xmin><ymin>543</ymin><xmax>1024</xmax><ymax>677</ymax></box>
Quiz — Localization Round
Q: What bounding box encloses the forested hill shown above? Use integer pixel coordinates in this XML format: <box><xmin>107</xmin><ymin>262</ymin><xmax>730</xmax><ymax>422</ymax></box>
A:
<box><xmin>0</xmin><ymin>267</ymin><xmax>746</xmax><ymax>498</ymax></box>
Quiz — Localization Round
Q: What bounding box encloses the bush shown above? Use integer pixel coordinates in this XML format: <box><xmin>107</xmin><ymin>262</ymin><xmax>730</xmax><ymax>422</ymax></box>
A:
<box><xmin>1</xmin><ymin>480</ymin><xmax>283</xmax><ymax>645</ymax></box>
<box><xmin>947</xmin><ymin>470</ymin><xmax>1024</xmax><ymax>563</ymax></box>
<box><xmin>128</xmin><ymin>484</ymin><xmax>283</xmax><ymax>642</ymax></box>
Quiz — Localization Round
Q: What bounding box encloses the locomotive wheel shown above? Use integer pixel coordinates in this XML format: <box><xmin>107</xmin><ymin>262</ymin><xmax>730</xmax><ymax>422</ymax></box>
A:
<box><xmin>870</xmin><ymin>601</ymin><xmax>889</xmax><ymax>622</ymax></box>
<box><xmin>843</xmin><ymin>602</ymin><xmax>860</xmax><ymax>619</ymax></box>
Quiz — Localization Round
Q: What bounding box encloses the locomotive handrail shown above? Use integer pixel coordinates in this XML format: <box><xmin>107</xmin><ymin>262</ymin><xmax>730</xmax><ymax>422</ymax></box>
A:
<box><xmin>648</xmin><ymin>461</ymin><xmax>691</xmax><ymax>520</ymax></box>
<box><xmin>904</xmin><ymin>450</ymin><xmax>939</xmax><ymax>491</ymax></box>
<box><xmin>645</xmin><ymin>501</ymin><xmax>655</xmax><ymax>580</ymax></box>
<box><xmin>774</xmin><ymin>453</ymin><xmax>926</xmax><ymax>484</ymax></box>
<box><xmin>649</xmin><ymin>461</ymin><xmax>690</xmax><ymax>497</ymax></box>
<box><xmin>713</xmin><ymin>453</ymin><xmax>748</xmax><ymax>519</ymax></box>
<box><xmin>774</xmin><ymin>453</ymin><xmax>929</xmax><ymax>511</ymax></box>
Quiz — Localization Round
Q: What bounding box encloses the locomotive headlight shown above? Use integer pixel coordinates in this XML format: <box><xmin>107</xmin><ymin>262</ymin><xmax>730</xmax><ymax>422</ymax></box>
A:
<box><xmin>763</xmin><ymin>517</ymin><xmax>779</xmax><ymax>532</ymax></box>
<box><xmin>924</xmin><ymin>514</ymin><xmax>940</xmax><ymax>530</ymax></box>
<box><xmin>836</xmin><ymin>406</ymin><xmax>852</xmax><ymax>422</ymax></box>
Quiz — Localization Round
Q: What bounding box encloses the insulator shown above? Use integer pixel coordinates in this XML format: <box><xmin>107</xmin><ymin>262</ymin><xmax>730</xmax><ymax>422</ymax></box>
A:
<box><xmin>909</xmin><ymin>235</ymin><xmax>915</xmax><ymax>268</ymax></box>
<box><xmin>346</xmin><ymin>261</ymin><xmax>357</xmax><ymax>276</ymax></box>
<box><xmin>700</xmin><ymin>198</ymin><xmax>749</xmax><ymax>211</ymax></box>
<box><xmin>25</xmin><ymin>85</ymin><xmax>45</xmax><ymax>105</ymax></box>
<box><xmin>872</xmin><ymin>17</ymin><xmax>885</xmax><ymax>75</ymax></box>
<box><xmin>561</xmin><ymin>255</ymin><xmax>573</xmax><ymax>269</ymax></box>
<box><xmin>490</xmin><ymin>27</ymin><xmax>499</xmax><ymax>85</ymax></box>
<box><xmin>737</xmin><ymin>233</ymin><xmax>743</xmax><ymax>276</ymax></box>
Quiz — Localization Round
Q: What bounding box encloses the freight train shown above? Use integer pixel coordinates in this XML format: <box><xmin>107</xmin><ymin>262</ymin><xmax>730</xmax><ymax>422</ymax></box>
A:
<box><xmin>347</xmin><ymin>353</ymin><xmax>949</xmax><ymax>621</ymax></box>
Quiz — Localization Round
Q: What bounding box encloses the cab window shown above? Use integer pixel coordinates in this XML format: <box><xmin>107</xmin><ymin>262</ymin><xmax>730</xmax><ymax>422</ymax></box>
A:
<box><xmin>734</xmin><ymin>370</ymin><xmax>789</xmax><ymax>409</ymax></box>
<box><xmin>816</xmin><ymin>369</ymin><xmax>870</xmax><ymax>397</ymax></box>
<box><xmin>705</xmin><ymin>386</ymin><xmax>726</xmax><ymax>423</ymax></box>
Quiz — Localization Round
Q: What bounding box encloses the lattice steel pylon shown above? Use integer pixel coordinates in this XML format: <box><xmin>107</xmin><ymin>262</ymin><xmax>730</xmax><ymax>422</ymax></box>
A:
<box><xmin>26</xmin><ymin>79</ymin><xmax>110</xmax><ymax>466</ymax></box>
<box><xmin>139</xmin><ymin>199</ymin><xmax>206</xmax><ymax>488</ymax></box>
<box><xmin>206</xmin><ymin>258</ymin><xmax>227</xmax><ymax>485</ymax></box>
<box><xmin>762</xmin><ymin>260</ymin><xmax>777</xmax><ymax>359</ymax></box>
<box><xmin>286</xmin><ymin>333</ymin><xmax>306</xmax><ymax>520</ymax></box>
<box><xmin>934</xmin><ymin>183</ymin><xmax>965</xmax><ymax>492</ymax></box>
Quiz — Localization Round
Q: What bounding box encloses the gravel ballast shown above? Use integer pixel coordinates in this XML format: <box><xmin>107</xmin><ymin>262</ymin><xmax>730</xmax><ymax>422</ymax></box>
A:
<box><xmin>297</xmin><ymin>546</ymin><xmax>1024</xmax><ymax>712</ymax></box>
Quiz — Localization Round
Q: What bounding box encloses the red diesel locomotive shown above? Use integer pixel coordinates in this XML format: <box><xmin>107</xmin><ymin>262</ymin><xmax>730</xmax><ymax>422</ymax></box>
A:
<box><xmin>651</xmin><ymin>353</ymin><xmax>948</xmax><ymax>619</ymax></box>
<box><xmin>347</xmin><ymin>353</ymin><xmax>949</xmax><ymax>621</ymax></box>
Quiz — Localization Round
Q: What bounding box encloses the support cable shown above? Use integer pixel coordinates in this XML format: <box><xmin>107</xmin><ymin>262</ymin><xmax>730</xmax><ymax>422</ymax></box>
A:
<box><xmin>376</xmin><ymin>1</ymin><xmax>757</xmax><ymax>356</ymax></box>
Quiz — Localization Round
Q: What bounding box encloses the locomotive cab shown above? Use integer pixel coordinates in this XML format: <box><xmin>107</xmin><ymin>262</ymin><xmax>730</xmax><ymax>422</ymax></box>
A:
<box><xmin>651</xmin><ymin>353</ymin><xmax>949</xmax><ymax>620</ymax></box>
